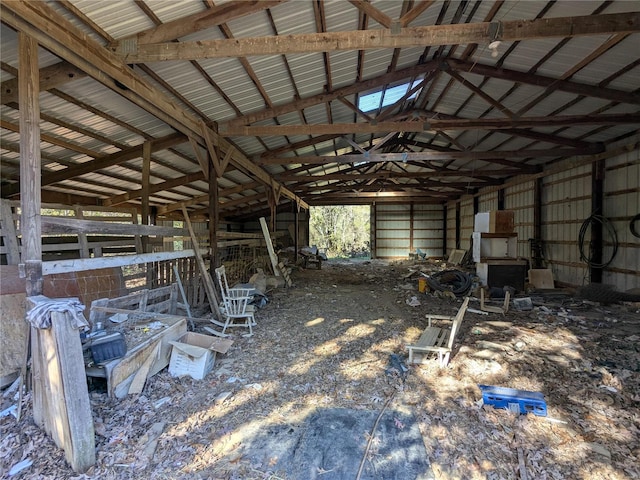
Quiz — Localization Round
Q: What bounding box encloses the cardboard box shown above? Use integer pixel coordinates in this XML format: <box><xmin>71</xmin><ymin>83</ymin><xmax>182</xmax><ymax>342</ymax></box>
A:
<box><xmin>474</xmin><ymin>211</ymin><xmax>514</xmax><ymax>233</ymax></box>
<box><xmin>169</xmin><ymin>332</ymin><xmax>233</xmax><ymax>380</ymax></box>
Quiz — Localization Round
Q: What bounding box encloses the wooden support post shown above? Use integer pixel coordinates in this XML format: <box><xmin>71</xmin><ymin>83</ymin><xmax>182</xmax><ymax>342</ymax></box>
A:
<box><xmin>209</xmin><ymin>154</ymin><xmax>219</xmax><ymax>273</ymax></box>
<box><xmin>74</xmin><ymin>207</ymin><xmax>90</xmax><ymax>258</ymax></box>
<box><xmin>142</xmin><ymin>141</ymin><xmax>153</xmax><ymax>286</ymax></box>
<box><xmin>294</xmin><ymin>203</ymin><xmax>299</xmax><ymax>263</ymax></box>
<box><xmin>497</xmin><ymin>187</ymin><xmax>505</xmax><ymax>211</ymax></box>
<box><xmin>532</xmin><ymin>177</ymin><xmax>543</xmax><ymax>269</ymax></box>
<box><xmin>267</xmin><ymin>188</ymin><xmax>278</xmax><ymax>232</ymax></box>
<box><xmin>370</xmin><ymin>204</ymin><xmax>376</xmax><ymax>259</ymax></box>
<box><xmin>181</xmin><ymin>206</ymin><xmax>221</xmax><ymax>317</ymax></box>
<box><xmin>455</xmin><ymin>202</ymin><xmax>461</xmax><ymax>249</ymax></box>
<box><xmin>591</xmin><ymin>159</ymin><xmax>605</xmax><ymax>283</ymax></box>
<box><xmin>442</xmin><ymin>204</ymin><xmax>447</xmax><ymax>258</ymax></box>
<box><xmin>19</xmin><ymin>32</ymin><xmax>42</xmax><ymax>297</ymax></box>
<box><xmin>409</xmin><ymin>202</ymin><xmax>415</xmax><ymax>253</ymax></box>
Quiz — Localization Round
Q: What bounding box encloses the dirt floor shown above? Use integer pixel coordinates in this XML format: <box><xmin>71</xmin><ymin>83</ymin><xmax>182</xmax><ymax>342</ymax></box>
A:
<box><xmin>1</xmin><ymin>259</ymin><xmax>639</xmax><ymax>479</ymax></box>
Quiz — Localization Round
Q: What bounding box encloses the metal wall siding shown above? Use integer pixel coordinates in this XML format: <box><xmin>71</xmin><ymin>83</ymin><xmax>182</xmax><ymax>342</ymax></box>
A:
<box><xmin>542</xmin><ymin>164</ymin><xmax>593</xmax><ymax>286</ymax></box>
<box><xmin>413</xmin><ymin>205</ymin><xmax>444</xmax><ymax>257</ymax></box>
<box><xmin>505</xmin><ymin>178</ymin><xmax>536</xmax><ymax>259</ymax></box>
<box><xmin>446</xmin><ymin>203</ymin><xmax>457</xmax><ymax>252</ymax></box>
<box><xmin>478</xmin><ymin>191</ymin><xmax>498</xmax><ymax>212</ymax></box>
<box><xmin>603</xmin><ymin>145</ymin><xmax>640</xmax><ymax>290</ymax></box>
<box><xmin>459</xmin><ymin>196</ymin><xmax>474</xmax><ymax>251</ymax></box>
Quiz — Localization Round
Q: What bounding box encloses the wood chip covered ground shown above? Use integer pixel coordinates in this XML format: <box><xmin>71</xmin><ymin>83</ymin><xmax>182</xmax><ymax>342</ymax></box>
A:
<box><xmin>1</xmin><ymin>259</ymin><xmax>639</xmax><ymax>479</ymax></box>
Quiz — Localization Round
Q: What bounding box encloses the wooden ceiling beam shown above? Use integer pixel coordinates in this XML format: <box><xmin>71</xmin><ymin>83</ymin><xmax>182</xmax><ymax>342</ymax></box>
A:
<box><xmin>276</xmin><ymin>171</ymin><xmax>519</xmax><ymax>183</ymax></box>
<box><xmin>399</xmin><ymin>1</ymin><xmax>435</xmax><ymax>27</ymax></box>
<box><xmin>1</xmin><ymin>61</ymin><xmax>87</xmax><ymax>105</ymax></box>
<box><xmin>258</xmin><ymin>145</ymin><xmax>601</xmax><ymax>165</ymax></box>
<box><xmin>308</xmin><ymin>190</ymin><xmax>452</xmax><ymax>203</ymax></box>
<box><xmin>443</xmin><ymin>68</ymin><xmax>515</xmax><ymax>118</ymax></box>
<box><xmin>111</xmin><ymin>0</ymin><xmax>286</xmax><ymax>47</ymax></box>
<box><xmin>114</xmin><ymin>12</ymin><xmax>640</xmax><ymax>62</ymax></box>
<box><xmin>224</xmin><ymin>61</ymin><xmax>440</xmax><ymax>128</ymax></box>
<box><xmin>445</xmin><ymin>59</ymin><xmax>640</xmax><ymax>106</ymax></box>
<box><xmin>103</xmin><ymin>171</ymin><xmax>206</xmax><ymax>206</ymax></box>
<box><xmin>221</xmin><ymin>113</ymin><xmax>639</xmax><ymax>136</ymax></box>
<box><xmin>2</xmin><ymin>0</ymin><xmax>307</xmax><ymax>210</ymax></box>
<box><xmin>1</xmin><ymin>133</ymin><xmax>185</xmax><ymax>198</ymax></box>
<box><xmin>348</xmin><ymin>0</ymin><xmax>393</xmax><ymax>28</ymax></box>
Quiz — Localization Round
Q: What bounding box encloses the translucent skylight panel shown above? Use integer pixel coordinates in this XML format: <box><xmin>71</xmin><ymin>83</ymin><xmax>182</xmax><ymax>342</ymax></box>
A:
<box><xmin>358</xmin><ymin>80</ymin><xmax>422</xmax><ymax>112</ymax></box>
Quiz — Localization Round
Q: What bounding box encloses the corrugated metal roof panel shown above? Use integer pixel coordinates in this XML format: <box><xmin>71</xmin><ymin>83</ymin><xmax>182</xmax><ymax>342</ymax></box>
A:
<box><xmin>245</xmin><ymin>55</ymin><xmax>296</xmax><ymax>105</ymax></box>
<box><xmin>285</xmin><ymin>53</ymin><xmax>328</xmax><ymax>98</ymax></box>
<box><xmin>55</xmin><ymin>77</ymin><xmax>174</xmax><ymax>138</ymax></box>
<box><xmin>329</xmin><ymin>51</ymin><xmax>359</xmax><ymax>89</ymax></box>
<box><xmin>59</xmin><ymin>0</ymin><xmax>154</xmax><ymax>40</ymax></box>
<box><xmin>570</xmin><ymin>34</ymin><xmax>640</xmax><ymax>89</ymax></box>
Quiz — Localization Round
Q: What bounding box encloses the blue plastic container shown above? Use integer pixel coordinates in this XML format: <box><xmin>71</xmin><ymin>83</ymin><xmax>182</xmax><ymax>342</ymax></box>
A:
<box><xmin>479</xmin><ymin>385</ymin><xmax>547</xmax><ymax>416</ymax></box>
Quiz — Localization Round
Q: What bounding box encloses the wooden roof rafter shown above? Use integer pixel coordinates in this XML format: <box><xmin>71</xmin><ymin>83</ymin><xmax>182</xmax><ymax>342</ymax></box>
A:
<box><xmin>1</xmin><ymin>0</ymin><xmax>308</xmax><ymax>211</ymax></box>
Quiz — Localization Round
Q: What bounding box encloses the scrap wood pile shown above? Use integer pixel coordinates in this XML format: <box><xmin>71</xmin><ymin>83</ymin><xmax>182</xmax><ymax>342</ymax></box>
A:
<box><xmin>1</xmin><ymin>259</ymin><xmax>639</xmax><ymax>479</ymax></box>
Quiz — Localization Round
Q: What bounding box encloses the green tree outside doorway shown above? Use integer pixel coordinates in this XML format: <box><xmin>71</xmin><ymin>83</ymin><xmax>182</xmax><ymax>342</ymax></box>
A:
<box><xmin>309</xmin><ymin>205</ymin><xmax>370</xmax><ymax>259</ymax></box>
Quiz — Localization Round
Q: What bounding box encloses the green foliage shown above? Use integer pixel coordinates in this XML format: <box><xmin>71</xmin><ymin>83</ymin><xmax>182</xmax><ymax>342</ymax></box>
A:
<box><xmin>309</xmin><ymin>205</ymin><xmax>370</xmax><ymax>259</ymax></box>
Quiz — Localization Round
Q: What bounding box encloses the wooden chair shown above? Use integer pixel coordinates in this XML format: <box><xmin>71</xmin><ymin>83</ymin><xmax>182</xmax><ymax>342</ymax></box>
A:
<box><xmin>214</xmin><ymin>265</ymin><xmax>256</xmax><ymax>336</ymax></box>
<box><xmin>406</xmin><ymin>297</ymin><xmax>470</xmax><ymax>367</ymax></box>
<box><xmin>480</xmin><ymin>289</ymin><xmax>510</xmax><ymax>315</ymax></box>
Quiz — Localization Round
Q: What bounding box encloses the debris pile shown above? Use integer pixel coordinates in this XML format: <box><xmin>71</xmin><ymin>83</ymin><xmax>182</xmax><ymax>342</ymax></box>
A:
<box><xmin>1</xmin><ymin>258</ymin><xmax>638</xmax><ymax>479</ymax></box>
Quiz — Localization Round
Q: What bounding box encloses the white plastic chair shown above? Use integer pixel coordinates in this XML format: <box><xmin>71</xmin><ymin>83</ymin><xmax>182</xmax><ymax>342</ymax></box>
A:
<box><xmin>214</xmin><ymin>265</ymin><xmax>256</xmax><ymax>336</ymax></box>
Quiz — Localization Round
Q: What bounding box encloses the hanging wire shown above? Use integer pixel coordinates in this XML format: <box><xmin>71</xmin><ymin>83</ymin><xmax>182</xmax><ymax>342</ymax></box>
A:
<box><xmin>578</xmin><ymin>214</ymin><xmax>619</xmax><ymax>269</ymax></box>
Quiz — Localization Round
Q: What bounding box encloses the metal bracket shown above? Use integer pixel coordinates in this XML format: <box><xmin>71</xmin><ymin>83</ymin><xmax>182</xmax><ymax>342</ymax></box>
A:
<box><xmin>488</xmin><ymin>21</ymin><xmax>503</xmax><ymax>42</ymax></box>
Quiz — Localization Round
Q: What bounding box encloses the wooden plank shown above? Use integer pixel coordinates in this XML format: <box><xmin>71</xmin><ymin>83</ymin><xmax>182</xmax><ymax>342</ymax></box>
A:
<box><xmin>40</xmin><ymin>216</ymin><xmax>187</xmax><ymax>237</ymax></box>
<box><xmin>127</xmin><ymin>341</ymin><xmax>160</xmax><ymax>395</ymax></box>
<box><xmin>278</xmin><ymin>261</ymin><xmax>292</xmax><ymax>287</ymax></box>
<box><xmin>173</xmin><ymin>265</ymin><xmax>192</xmax><ymax>318</ymax></box>
<box><xmin>182</xmin><ymin>207</ymin><xmax>221</xmax><ymax>317</ymax></box>
<box><xmin>118</xmin><ymin>12</ymin><xmax>640</xmax><ymax>62</ymax></box>
<box><xmin>49</xmin><ymin>310</ymin><xmax>95</xmax><ymax>472</ymax></box>
<box><xmin>29</xmin><ymin>296</ymin><xmax>95</xmax><ymax>472</ymax></box>
<box><xmin>0</xmin><ymin>199</ymin><xmax>20</xmax><ymax>264</ymax></box>
<box><xmin>528</xmin><ymin>269</ymin><xmax>555</xmax><ymax>289</ymax></box>
<box><xmin>107</xmin><ymin>318</ymin><xmax>187</xmax><ymax>398</ymax></box>
<box><xmin>416</xmin><ymin>326</ymin><xmax>442</xmax><ymax>348</ymax></box>
<box><xmin>260</xmin><ymin>217</ymin><xmax>280</xmax><ymax>277</ymax></box>
<box><xmin>42</xmin><ymin>249</ymin><xmax>204</xmax><ymax>275</ymax></box>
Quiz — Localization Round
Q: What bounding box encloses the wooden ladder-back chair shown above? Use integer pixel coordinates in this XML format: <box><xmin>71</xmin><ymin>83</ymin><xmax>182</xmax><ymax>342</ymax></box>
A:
<box><xmin>406</xmin><ymin>297</ymin><xmax>470</xmax><ymax>367</ymax></box>
<box><xmin>214</xmin><ymin>265</ymin><xmax>256</xmax><ymax>336</ymax></box>
<box><xmin>480</xmin><ymin>289</ymin><xmax>510</xmax><ymax>315</ymax></box>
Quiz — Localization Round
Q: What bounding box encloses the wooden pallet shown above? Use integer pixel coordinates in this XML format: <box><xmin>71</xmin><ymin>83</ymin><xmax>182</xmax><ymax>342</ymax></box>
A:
<box><xmin>278</xmin><ymin>262</ymin><xmax>292</xmax><ymax>287</ymax></box>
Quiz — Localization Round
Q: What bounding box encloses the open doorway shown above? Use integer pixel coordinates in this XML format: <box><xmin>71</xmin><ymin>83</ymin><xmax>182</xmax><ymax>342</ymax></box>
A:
<box><xmin>309</xmin><ymin>205</ymin><xmax>370</xmax><ymax>259</ymax></box>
